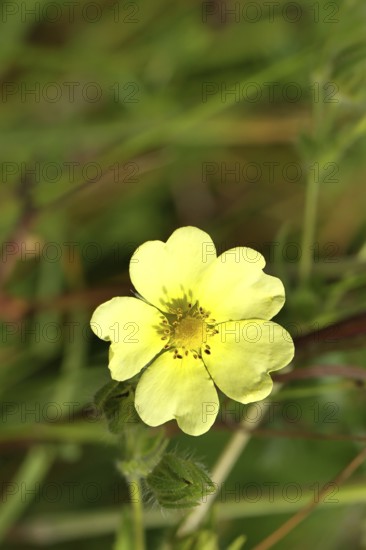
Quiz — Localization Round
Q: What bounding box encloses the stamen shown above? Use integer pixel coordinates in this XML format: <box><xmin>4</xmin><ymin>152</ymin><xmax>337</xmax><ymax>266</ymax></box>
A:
<box><xmin>157</xmin><ymin>300</ymin><xmax>216</xmax><ymax>362</ymax></box>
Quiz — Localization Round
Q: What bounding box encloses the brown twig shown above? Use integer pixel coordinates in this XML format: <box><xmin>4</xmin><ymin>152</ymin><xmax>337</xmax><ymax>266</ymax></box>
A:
<box><xmin>273</xmin><ymin>364</ymin><xmax>366</xmax><ymax>383</ymax></box>
<box><xmin>252</xmin><ymin>446</ymin><xmax>366</xmax><ymax>550</ymax></box>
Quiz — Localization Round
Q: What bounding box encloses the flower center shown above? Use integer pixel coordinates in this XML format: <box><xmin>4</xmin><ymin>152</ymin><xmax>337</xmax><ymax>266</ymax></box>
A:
<box><xmin>157</xmin><ymin>302</ymin><xmax>218</xmax><ymax>359</ymax></box>
<box><xmin>173</xmin><ymin>316</ymin><xmax>204</xmax><ymax>349</ymax></box>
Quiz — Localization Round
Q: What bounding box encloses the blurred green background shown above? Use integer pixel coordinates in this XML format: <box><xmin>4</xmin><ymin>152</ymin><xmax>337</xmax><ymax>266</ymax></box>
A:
<box><xmin>1</xmin><ymin>0</ymin><xmax>366</xmax><ymax>548</ymax></box>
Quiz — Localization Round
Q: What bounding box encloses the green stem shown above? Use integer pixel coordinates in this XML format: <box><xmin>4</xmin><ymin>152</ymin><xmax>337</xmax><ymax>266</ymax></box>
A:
<box><xmin>299</xmin><ymin>70</ymin><xmax>326</xmax><ymax>285</ymax></box>
<box><xmin>129</xmin><ymin>478</ymin><xmax>145</xmax><ymax>550</ymax></box>
<box><xmin>0</xmin><ymin>445</ymin><xmax>56</xmax><ymax>543</ymax></box>
<box><xmin>299</xmin><ymin>166</ymin><xmax>320</xmax><ymax>284</ymax></box>
<box><xmin>113</xmin><ymin>477</ymin><xmax>145</xmax><ymax>550</ymax></box>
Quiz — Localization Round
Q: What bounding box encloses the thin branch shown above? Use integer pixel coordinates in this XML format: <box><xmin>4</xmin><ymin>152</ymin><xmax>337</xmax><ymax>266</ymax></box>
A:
<box><xmin>250</xmin><ymin>427</ymin><xmax>366</xmax><ymax>444</ymax></box>
<box><xmin>252</xmin><ymin>446</ymin><xmax>366</xmax><ymax>550</ymax></box>
<box><xmin>273</xmin><ymin>364</ymin><xmax>366</xmax><ymax>383</ymax></box>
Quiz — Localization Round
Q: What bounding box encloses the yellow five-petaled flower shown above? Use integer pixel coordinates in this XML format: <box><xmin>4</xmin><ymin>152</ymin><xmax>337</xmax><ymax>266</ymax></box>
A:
<box><xmin>91</xmin><ymin>227</ymin><xmax>294</xmax><ymax>436</ymax></box>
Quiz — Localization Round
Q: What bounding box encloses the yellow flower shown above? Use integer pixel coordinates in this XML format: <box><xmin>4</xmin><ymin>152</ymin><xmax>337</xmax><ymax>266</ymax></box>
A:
<box><xmin>91</xmin><ymin>227</ymin><xmax>294</xmax><ymax>436</ymax></box>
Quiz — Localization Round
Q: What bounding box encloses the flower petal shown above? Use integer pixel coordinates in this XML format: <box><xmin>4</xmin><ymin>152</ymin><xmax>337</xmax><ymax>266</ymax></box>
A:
<box><xmin>204</xmin><ymin>320</ymin><xmax>294</xmax><ymax>404</ymax></box>
<box><xmin>129</xmin><ymin>226</ymin><xmax>216</xmax><ymax>312</ymax></box>
<box><xmin>91</xmin><ymin>297</ymin><xmax>165</xmax><ymax>381</ymax></box>
<box><xmin>135</xmin><ymin>352</ymin><xmax>219</xmax><ymax>436</ymax></box>
<box><xmin>196</xmin><ymin>247</ymin><xmax>285</xmax><ymax>323</ymax></box>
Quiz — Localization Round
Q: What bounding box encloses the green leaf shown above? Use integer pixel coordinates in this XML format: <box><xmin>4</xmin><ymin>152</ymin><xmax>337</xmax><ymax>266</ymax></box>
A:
<box><xmin>175</xmin><ymin>530</ymin><xmax>219</xmax><ymax>550</ymax></box>
<box><xmin>226</xmin><ymin>534</ymin><xmax>247</xmax><ymax>550</ymax></box>
<box><xmin>146</xmin><ymin>453</ymin><xmax>215</xmax><ymax>509</ymax></box>
<box><xmin>175</xmin><ymin>529</ymin><xmax>246</xmax><ymax>550</ymax></box>
<box><xmin>94</xmin><ymin>380</ymin><xmax>141</xmax><ymax>434</ymax></box>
